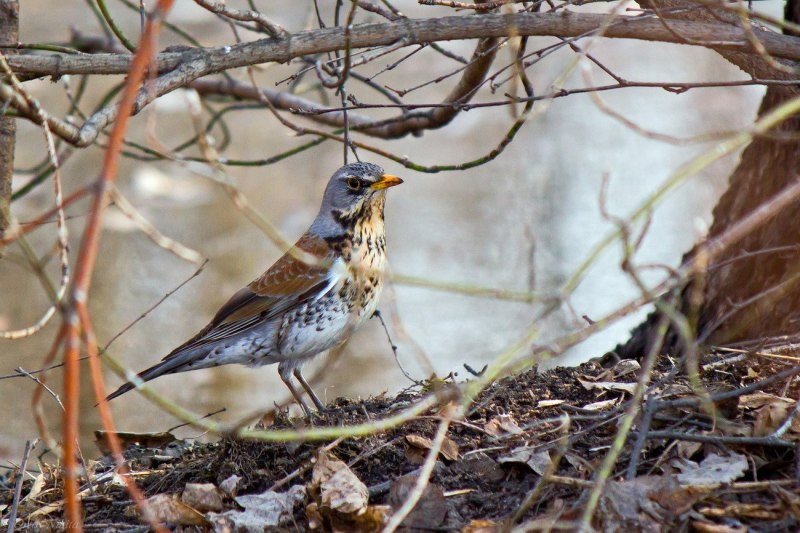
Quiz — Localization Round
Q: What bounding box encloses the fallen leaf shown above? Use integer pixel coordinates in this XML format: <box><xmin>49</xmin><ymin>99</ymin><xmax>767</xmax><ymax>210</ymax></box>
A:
<box><xmin>308</xmin><ymin>502</ymin><xmax>390</xmax><ymax>532</ymax></box>
<box><xmin>181</xmin><ymin>482</ymin><xmax>224</xmax><ymax>513</ymax></box>
<box><xmin>738</xmin><ymin>392</ymin><xmax>793</xmax><ymax>410</ymax></box>
<box><xmin>139</xmin><ymin>493</ymin><xmax>208</xmax><ymax>527</ymax></box>
<box><xmin>209</xmin><ymin>485</ymin><xmax>305</xmax><ymax>531</ymax></box>
<box><xmin>405</xmin><ymin>434</ymin><xmax>459</xmax><ymax>461</ymax></box>
<box><xmin>462</xmin><ymin>519</ymin><xmax>499</xmax><ymax>532</ymax></box>
<box><xmin>436</xmin><ymin>401</ymin><xmax>460</xmax><ymax>419</ymax></box>
<box><xmin>611</xmin><ymin>359</ymin><xmax>641</xmax><ymax>378</ymax></box>
<box><xmin>675</xmin><ymin>453</ymin><xmax>747</xmax><ymax>486</ymax></box>
<box><xmin>219</xmin><ymin>474</ymin><xmax>242</xmax><ymax>497</ymax></box>
<box><xmin>484</xmin><ymin>414</ymin><xmax>523</xmax><ymax>436</ymax></box>
<box><xmin>498</xmin><ymin>447</ymin><xmax>552</xmax><ymax>475</ymax></box>
<box><xmin>310</xmin><ymin>451</ymin><xmax>368</xmax><ymax>514</ymax></box>
<box><xmin>753</xmin><ymin>401</ymin><xmax>790</xmax><ymax>437</ymax></box>
<box><xmin>578</xmin><ymin>379</ymin><xmax>638</xmax><ymax>394</ymax></box>
<box><xmin>582</xmin><ymin>399</ymin><xmax>618</xmax><ymax>411</ymax></box>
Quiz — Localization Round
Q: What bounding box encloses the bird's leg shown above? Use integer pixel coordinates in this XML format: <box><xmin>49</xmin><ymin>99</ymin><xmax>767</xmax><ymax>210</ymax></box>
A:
<box><xmin>279</xmin><ymin>366</ymin><xmax>312</xmax><ymax>417</ymax></box>
<box><xmin>294</xmin><ymin>368</ymin><xmax>326</xmax><ymax>412</ymax></box>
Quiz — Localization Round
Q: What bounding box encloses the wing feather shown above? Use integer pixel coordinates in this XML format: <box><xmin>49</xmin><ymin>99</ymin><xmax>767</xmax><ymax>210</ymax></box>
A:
<box><xmin>161</xmin><ymin>233</ymin><xmax>335</xmax><ymax>359</ymax></box>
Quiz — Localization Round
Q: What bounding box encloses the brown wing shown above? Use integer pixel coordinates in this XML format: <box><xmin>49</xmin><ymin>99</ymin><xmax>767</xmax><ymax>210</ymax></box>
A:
<box><xmin>163</xmin><ymin>233</ymin><xmax>334</xmax><ymax>357</ymax></box>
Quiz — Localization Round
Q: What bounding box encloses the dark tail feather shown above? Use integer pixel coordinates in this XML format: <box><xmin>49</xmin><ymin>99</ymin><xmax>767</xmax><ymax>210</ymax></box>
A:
<box><xmin>105</xmin><ymin>352</ymin><xmax>195</xmax><ymax>402</ymax></box>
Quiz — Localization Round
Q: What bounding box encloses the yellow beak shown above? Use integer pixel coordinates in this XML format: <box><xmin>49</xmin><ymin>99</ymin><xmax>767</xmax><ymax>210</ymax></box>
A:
<box><xmin>370</xmin><ymin>174</ymin><xmax>404</xmax><ymax>190</ymax></box>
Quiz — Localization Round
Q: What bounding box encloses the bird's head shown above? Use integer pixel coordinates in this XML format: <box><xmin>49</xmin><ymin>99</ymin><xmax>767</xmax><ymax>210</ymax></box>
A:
<box><xmin>313</xmin><ymin>162</ymin><xmax>403</xmax><ymax>236</ymax></box>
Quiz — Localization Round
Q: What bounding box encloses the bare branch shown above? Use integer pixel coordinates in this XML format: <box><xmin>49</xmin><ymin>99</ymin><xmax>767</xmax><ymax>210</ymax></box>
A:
<box><xmin>6</xmin><ymin>12</ymin><xmax>800</xmax><ymax>78</ymax></box>
<box><xmin>0</xmin><ymin>0</ymin><xmax>17</xmax><ymax>238</ymax></box>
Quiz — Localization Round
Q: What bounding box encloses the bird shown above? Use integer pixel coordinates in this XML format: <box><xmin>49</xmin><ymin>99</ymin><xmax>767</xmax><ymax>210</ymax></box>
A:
<box><xmin>107</xmin><ymin>162</ymin><xmax>403</xmax><ymax>415</ymax></box>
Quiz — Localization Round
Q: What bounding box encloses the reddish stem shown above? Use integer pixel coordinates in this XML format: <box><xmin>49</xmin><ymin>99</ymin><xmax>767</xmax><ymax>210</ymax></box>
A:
<box><xmin>61</xmin><ymin>2</ymin><xmax>175</xmax><ymax>531</ymax></box>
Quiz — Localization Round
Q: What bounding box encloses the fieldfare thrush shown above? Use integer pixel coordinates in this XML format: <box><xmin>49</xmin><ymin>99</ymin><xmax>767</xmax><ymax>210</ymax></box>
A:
<box><xmin>107</xmin><ymin>162</ymin><xmax>403</xmax><ymax>415</ymax></box>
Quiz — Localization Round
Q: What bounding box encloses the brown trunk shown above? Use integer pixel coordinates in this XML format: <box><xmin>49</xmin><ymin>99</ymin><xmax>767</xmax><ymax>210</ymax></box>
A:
<box><xmin>0</xmin><ymin>0</ymin><xmax>18</xmax><ymax>238</ymax></box>
<box><xmin>613</xmin><ymin>0</ymin><xmax>800</xmax><ymax>360</ymax></box>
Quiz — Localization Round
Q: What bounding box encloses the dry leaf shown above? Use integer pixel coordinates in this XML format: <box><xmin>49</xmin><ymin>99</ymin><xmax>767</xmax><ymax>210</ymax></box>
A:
<box><xmin>674</xmin><ymin>453</ymin><xmax>747</xmax><ymax>486</ymax></box>
<box><xmin>611</xmin><ymin>359</ymin><xmax>641</xmax><ymax>378</ymax></box>
<box><xmin>583</xmin><ymin>399</ymin><xmax>618</xmax><ymax>411</ymax></box>
<box><xmin>484</xmin><ymin>414</ymin><xmax>523</xmax><ymax>436</ymax></box>
<box><xmin>578</xmin><ymin>379</ymin><xmax>638</xmax><ymax>394</ymax></box>
<box><xmin>310</xmin><ymin>451</ymin><xmax>368</xmax><ymax>514</ymax></box>
<box><xmin>140</xmin><ymin>493</ymin><xmax>208</xmax><ymax>526</ymax></box>
<box><xmin>597</xmin><ymin>475</ymin><xmax>709</xmax><ymax>532</ymax></box>
<box><xmin>181</xmin><ymin>482</ymin><xmax>224</xmax><ymax>513</ymax></box>
<box><xmin>462</xmin><ymin>519</ymin><xmax>499</xmax><ymax>532</ymax></box>
<box><xmin>210</xmin><ymin>485</ymin><xmax>305</xmax><ymax>531</ymax></box>
<box><xmin>753</xmin><ymin>401</ymin><xmax>790</xmax><ymax>437</ymax></box>
<box><xmin>404</xmin><ymin>434</ymin><xmax>459</xmax><ymax>461</ymax></box>
<box><xmin>738</xmin><ymin>392</ymin><xmax>793</xmax><ymax>410</ymax></box>
<box><xmin>498</xmin><ymin>447</ymin><xmax>552</xmax><ymax>475</ymax></box>
<box><xmin>219</xmin><ymin>474</ymin><xmax>242</xmax><ymax>497</ymax></box>
<box><xmin>436</xmin><ymin>400</ymin><xmax>460</xmax><ymax>419</ymax></box>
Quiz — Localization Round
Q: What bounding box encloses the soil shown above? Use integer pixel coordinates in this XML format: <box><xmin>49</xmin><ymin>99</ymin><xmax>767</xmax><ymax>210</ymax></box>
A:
<box><xmin>4</xmin><ymin>351</ymin><xmax>800</xmax><ymax>531</ymax></box>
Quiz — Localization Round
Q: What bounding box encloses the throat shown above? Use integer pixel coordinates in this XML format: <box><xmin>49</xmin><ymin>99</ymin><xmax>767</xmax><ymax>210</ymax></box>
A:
<box><xmin>327</xmin><ymin>201</ymin><xmax>387</xmax><ymax>264</ymax></box>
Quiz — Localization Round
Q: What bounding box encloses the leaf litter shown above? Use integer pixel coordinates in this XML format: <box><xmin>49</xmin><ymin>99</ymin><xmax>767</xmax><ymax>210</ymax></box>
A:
<box><xmin>4</xmin><ymin>351</ymin><xmax>800</xmax><ymax>531</ymax></box>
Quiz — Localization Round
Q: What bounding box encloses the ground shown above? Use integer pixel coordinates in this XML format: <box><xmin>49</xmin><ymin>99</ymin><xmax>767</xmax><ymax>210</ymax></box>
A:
<box><xmin>4</xmin><ymin>351</ymin><xmax>800</xmax><ymax>531</ymax></box>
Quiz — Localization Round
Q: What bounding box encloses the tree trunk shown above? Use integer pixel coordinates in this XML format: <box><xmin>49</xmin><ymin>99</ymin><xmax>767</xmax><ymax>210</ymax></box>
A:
<box><xmin>0</xmin><ymin>0</ymin><xmax>18</xmax><ymax>238</ymax></box>
<box><xmin>613</xmin><ymin>0</ymin><xmax>800</xmax><ymax>359</ymax></box>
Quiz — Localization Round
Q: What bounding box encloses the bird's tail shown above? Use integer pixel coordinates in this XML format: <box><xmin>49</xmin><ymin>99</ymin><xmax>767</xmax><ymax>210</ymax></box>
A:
<box><xmin>105</xmin><ymin>352</ymin><xmax>195</xmax><ymax>401</ymax></box>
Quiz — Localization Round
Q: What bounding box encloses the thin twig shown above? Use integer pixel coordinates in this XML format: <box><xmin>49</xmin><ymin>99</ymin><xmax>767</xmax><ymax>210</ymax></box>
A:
<box><xmin>6</xmin><ymin>438</ymin><xmax>37</xmax><ymax>533</ymax></box>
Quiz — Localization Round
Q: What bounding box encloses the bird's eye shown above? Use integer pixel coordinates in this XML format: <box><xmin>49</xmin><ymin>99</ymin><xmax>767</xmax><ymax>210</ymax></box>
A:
<box><xmin>346</xmin><ymin>177</ymin><xmax>361</xmax><ymax>191</ymax></box>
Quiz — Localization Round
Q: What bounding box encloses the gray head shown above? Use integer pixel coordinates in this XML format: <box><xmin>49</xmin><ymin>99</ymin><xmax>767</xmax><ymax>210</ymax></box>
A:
<box><xmin>311</xmin><ymin>162</ymin><xmax>403</xmax><ymax>237</ymax></box>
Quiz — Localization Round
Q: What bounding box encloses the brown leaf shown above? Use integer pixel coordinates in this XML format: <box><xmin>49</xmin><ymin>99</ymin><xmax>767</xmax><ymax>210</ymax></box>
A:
<box><xmin>140</xmin><ymin>493</ymin><xmax>208</xmax><ymax>526</ymax></box>
<box><xmin>582</xmin><ymin>398</ymin><xmax>618</xmax><ymax>411</ymax></box>
<box><xmin>674</xmin><ymin>453</ymin><xmax>747</xmax><ymax>486</ymax></box>
<box><xmin>498</xmin><ymin>447</ymin><xmax>552</xmax><ymax>475</ymax></box>
<box><xmin>738</xmin><ymin>392</ymin><xmax>793</xmax><ymax>410</ymax></box>
<box><xmin>181</xmin><ymin>482</ymin><xmax>224</xmax><ymax>513</ymax></box>
<box><xmin>484</xmin><ymin>414</ymin><xmax>523</xmax><ymax>436</ymax></box>
<box><xmin>462</xmin><ymin>519</ymin><xmax>500</xmax><ymax>532</ymax></box>
<box><xmin>578</xmin><ymin>379</ymin><xmax>638</xmax><ymax>394</ymax></box>
<box><xmin>310</xmin><ymin>451</ymin><xmax>368</xmax><ymax>514</ymax></box>
<box><xmin>753</xmin><ymin>401</ymin><xmax>790</xmax><ymax>437</ymax></box>
<box><xmin>404</xmin><ymin>434</ymin><xmax>459</xmax><ymax>461</ymax></box>
<box><xmin>611</xmin><ymin>359</ymin><xmax>641</xmax><ymax>378</ymax></box>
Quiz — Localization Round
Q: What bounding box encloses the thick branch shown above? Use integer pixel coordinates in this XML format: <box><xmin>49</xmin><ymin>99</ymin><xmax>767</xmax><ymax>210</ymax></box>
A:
<box><xmin>641</xmin><ymin>0</ymin><xmax>800</xmax><ymax>84</ymax></box>
<box><xmin>0</xmin><ymin>0</ymin><xmax>17</xmax><ymax>237</ymax></box>
<box><xmin>7</xmin><ymin>12</ymin><xmax>800</xmax><ymax>77</ymax></box>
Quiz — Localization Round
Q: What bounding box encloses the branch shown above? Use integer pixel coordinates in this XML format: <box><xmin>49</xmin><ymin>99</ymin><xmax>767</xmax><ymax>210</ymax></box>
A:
<box><xmin>0</xmin><ymin>0</ymin><xmax>17</xmax><ymax>237</ymax></box>
<box><xmin>190</xmin><ymin>32</ymin><xmax>498</xmax><ymax>138</ymax></box>
<box><xmin>7</xmin><ymin>12</ymin><xmax>800</xmax><ymax>77</ymax></box>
